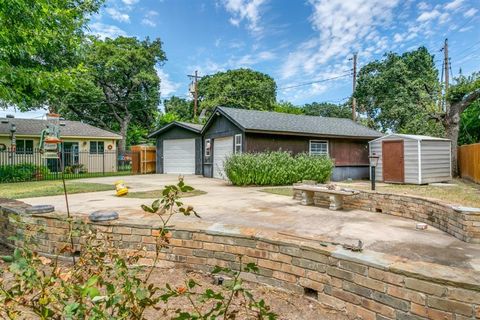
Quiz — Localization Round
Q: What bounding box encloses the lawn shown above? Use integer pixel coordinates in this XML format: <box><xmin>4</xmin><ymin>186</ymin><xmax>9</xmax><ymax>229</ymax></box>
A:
<box><xmin>260</xmin><ymin>179</ymin><xmax>480</xmax><ymax>207</ymax></box>
<box><xmin>0</xmin><ymin>180</ymin><xmax>113</xmax><ymax>199</ymax></box>
<box><xmin>126</xmin><ymin>189</ymin><xmax>206</xmax><ymax>199</ymax></box>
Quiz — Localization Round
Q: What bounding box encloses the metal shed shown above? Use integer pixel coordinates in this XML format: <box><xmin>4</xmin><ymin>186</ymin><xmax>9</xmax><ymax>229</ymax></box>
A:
<box><xmin>369</xmin><ymin>134</ymin><xmax>452</xmax><ymax>184</ymax></box>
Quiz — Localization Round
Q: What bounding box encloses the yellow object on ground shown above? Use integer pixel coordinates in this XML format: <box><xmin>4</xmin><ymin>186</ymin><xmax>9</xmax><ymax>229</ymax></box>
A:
<box><xmin>115</xmin><ymin>180</ymin><xmax>128</xmax><ymax>196</ymax></box>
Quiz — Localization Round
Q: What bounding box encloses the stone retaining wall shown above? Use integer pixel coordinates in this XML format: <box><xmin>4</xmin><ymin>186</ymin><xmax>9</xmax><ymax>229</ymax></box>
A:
<box><xmin>293</xmin><ymin>187</ymin><xmax>480</xmax><ymax>243</ymax></box>
<box><xmin>1</xmin><ymin>202</ymin><xmax>479</xmax><ymax>320</ymax></box>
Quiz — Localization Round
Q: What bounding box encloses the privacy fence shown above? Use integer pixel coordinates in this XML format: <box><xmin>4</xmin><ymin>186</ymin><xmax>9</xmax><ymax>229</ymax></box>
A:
<box><xmin>0</xmin><ymin>148</ymin><xmax>143</xmax><ymax>183</ymax></box>
<box><xmin>458</xmin><ymin>143</ymin><xmax>480</xmax><ymax>184</ymax></box>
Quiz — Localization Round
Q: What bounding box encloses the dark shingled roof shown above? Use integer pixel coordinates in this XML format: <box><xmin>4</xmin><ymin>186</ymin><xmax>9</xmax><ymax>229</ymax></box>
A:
<box><xmin>0</xmin><ymin>118</ymin><xmax>122</xmax><ymax>139</ymax></box>
<box><xmin>215</xmin><ymin>107</ymin><xmax>382</xmax><ymax>138</ymax></box>
<box><xmin>148</xmin><ymin>121</ymin><xmax>203</xmax><ymax>138</ymax></box>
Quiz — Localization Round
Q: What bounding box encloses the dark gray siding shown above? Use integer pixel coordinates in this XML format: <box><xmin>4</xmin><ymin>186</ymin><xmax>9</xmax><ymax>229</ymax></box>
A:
<box><xmin>154</xmin><ymin>126</ymin><xmax>202</xmax><ymax>175</ymax></box>
<box><xmin>203</xmin><ymin>114</ymin><xmax>243</xmax><ymax>177</ymax></box>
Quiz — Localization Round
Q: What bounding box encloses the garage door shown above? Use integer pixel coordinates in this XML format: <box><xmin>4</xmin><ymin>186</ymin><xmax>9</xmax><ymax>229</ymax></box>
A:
<box><xmin>213</xmin><ymin>136</ymin><xmax>233</xmax><ymax>179</ymax></box>
<box><xmin>163</xmin><ymin>139</ymin><xmax>196</xmax><ymax>174</ymax></box>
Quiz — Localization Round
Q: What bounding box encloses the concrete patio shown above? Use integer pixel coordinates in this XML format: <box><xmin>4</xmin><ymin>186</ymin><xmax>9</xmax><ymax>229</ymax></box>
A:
<box><xmin>21</xmin><ymin>174</ymin><xmax>480</xmax><ymax>271</ymax></box>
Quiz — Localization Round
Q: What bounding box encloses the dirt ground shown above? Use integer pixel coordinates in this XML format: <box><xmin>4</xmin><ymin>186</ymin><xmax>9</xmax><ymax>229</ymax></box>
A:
<box><xmin>144</xmin><ymin>267</ymin><xmax>346</xmax><ymax>320</ymax></box>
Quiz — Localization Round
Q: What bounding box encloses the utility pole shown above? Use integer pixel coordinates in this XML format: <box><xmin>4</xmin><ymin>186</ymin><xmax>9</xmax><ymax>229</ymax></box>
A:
<box><xmin>444</xmin><ymin>38</ymin><xmax>449</xmax><ymax>95</ymax></box>
<box><xmin>188</xmin><ymin>70</ymin><xmax>201</xmax><ymax>118</ymax></box>
<box><xmin>351</xmin><ymin>53</ymin><xmax>358</xmax><ymax>121</ymax></box>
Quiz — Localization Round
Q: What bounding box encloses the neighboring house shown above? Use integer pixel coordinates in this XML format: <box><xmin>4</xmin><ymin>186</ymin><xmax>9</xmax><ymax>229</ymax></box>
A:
<box><xmin>149</xmin><ymin>107</ymin><xmax>383</xmax><ymax>181</ymax></box>
<box><xmin>0</xmin><ymin>116</ymin><xmax>122</xmax><ymax>173</ymax></box>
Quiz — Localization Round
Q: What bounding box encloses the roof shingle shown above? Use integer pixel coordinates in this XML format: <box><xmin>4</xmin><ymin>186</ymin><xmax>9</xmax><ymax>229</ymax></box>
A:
<box><xmin>217</xmin><ymin>107</ymin><xmax>382</xmax><ymax>138</ymax></box>
<box><xmin>0</xmin><ymin>118</ymin><xmax>122</xmax><ymax>139</ymax></box>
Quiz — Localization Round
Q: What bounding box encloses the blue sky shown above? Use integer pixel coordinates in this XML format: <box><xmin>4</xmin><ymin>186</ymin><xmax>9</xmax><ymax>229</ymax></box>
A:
<box><xmin>2</xmin><ymin>0</ymin><xmax>479</xmax><ymax>118</ymax></box>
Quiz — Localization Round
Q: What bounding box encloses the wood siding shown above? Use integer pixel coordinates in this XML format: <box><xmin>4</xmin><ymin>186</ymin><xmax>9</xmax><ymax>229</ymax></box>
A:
<box><xmin>245</xmin><ymin>133</ymin><xmax>370</xmax><ymax>166</ymax></box>
<box><xmin>155</xmin><ymin>126</ymin><xmax>202</xmax><ymax>175</ymax></box>
<box><xmin>458</xmin><ymin>143</ymin><xmax>480</xmax><ymax>183</ymax></box>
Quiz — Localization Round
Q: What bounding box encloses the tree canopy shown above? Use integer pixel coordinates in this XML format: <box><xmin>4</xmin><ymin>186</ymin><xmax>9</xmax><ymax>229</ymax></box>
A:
<box><xmin>197</xmin><ymin>68</ymin><xmax>277</xmax><ymax>114</ymax></box>
<box><xmin>303</xmin><ymin>102</ymin><xmax>352</xmax><ymax>118</ymax></box>
<box><xmin>58</xmin><ymin>36</ymin><xmax>167</xmax><ymax>151</ymax></box>
<box><xmin>0</xmin><ymin>0</ymin><xmax>103</xmax><ymax>109</ymax></box>
<box><xmin>355</xmin><ymin>47</ymin><xmax>443</xmax><ymax>136</ymax></box>
<box><xmin>163</xmin><ymin>96</ymin><xmax>193</xmax><ymax>121</ymax></box>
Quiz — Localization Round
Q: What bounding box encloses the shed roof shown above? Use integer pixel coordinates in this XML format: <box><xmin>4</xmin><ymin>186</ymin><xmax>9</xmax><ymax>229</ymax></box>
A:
<box><xmin>206</xmin><ymin>107</ymin><xmax>382</xmax><ymax>139</ymax></box>
<box><xmin>0</xmin><ymin>117</ymin><xmax>122</xmax><ymax>139</ymax></box>
<box><xmin>370</xmin><ymin>134</ymin><xmax>450</xmax><ymax>142</ymax></box>
<box><xmin>148</xmin><ymin>121</ymin><xmax>203</xmax><ymax>138</ymax></box>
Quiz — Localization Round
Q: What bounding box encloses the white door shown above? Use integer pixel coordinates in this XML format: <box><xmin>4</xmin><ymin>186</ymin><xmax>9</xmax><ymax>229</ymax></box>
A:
<box><xmin>163</xmin><ymin>139</ymin><xmax>196</xmax><ymax>174</ymax></box>
<box><xmin>213</xmin><ymin>136</ymin><xmax>233</xmax><ymax>179</ymax></box>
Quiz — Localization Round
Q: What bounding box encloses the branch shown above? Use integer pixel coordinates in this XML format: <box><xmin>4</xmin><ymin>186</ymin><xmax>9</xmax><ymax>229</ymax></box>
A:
<box><xmin>450</xmin><ymin>88</ymin><xmax>480</xmax><ymax>115</ymax></box>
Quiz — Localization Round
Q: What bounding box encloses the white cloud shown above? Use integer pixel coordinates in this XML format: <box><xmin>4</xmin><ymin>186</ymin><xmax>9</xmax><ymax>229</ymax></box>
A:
<box><xmin>464</xmin><ymin>8</ymin><xmax>477</xmax><ymax>17</ymax></box>
<box><xmin>280</xmin><ymin>0</ymin><xmax>400</xmax><ymax>79</ymax></box>
<box><xmin>417</xmin><ymin>2</ymin><xmax>429</xmax><ymax>10</ymax></box>
<box><xmin>236</xmin><ymin>50</ymin><xmax>275</xmax><ymax>66</ymax></box>
<box><xmin>393</xmin><ymin>33</ymin><xmax>404</xmax><ymax>43</ymax></box>
<box><xmin>88</xmin><ymin>22</ymin><xmax>126</xmax><ymax>39</ymax></box>
<box><xmin>417</xmin><ymin>10</ymin><xmax>440</xmax><ymax>22</ymax></box>
<box><xmin>444</xmin><ymin>0</ymin><xmax>464</xmax><ymax>10</ymax></box>
<box><xmin>141</xmin><ymin>10</ymin><xmax>159</xmax><ymax>27</ymax></box>
<box><xmin>156</xmin><ymin>68</ymin><xmax>181</xmax><ymax>97</ymax></box>
<box><xmin>106</xmin><ymin>8</ymin><xmax>130</xmax><ymax>23</ymax></box>
<box><xmin>122</xmin><ymin>0</ymin><xmax>139</xmax><ymax>5</ymax></box>
<box><xmin>221</xmin><ymin>0</ymin><xmax>268</xmax><ymax>34</ymax></box>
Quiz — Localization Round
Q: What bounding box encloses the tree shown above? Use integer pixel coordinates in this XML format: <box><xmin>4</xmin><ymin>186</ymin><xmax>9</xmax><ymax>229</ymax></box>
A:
<box><xmin>459</xmin><ymin>100</ymin><xmax>480</xmax><ymax>145</ymax></box>
<box><xmin>0</xmin><ymin>0</ymin><xmax>103</xmax><ymax>109</ymax></box>
<box><xmin>163</xmin><ymin>96</ymin><xmax>193</xmax><ymax>121</ymax></box>
<box><xmin>443</xmin><ymin>72</ymin><xmax>480</xmax><ymax>174</ymax></box>
<box><xmin>355</xmin><ymin>47</ymin><xmax>443</xmax><ymax>135</ymax></box>
<box><xmin>58</xmin><ymin>36</ymin><xmax>167</xmax><ymax>152</ymax></box>
<box><xmin>197</xmin><ymin>68</ymin><xmax>277</xmax><ymax>114</ymax></box>
<box><xmin>274</xmin><ymin>101</ymin><xmax>303</xmax><ymax>114</ymax></box>
<box><xmin>303</xmin><ymin>102</ymin><xmax>352</xmax><ymax>118</ymax></box>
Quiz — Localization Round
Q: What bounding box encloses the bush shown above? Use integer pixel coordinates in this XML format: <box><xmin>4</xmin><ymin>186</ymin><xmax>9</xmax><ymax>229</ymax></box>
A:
<box><xmin>224</xmin><ymin>151</ymin><xmax>334</xmax><ymax>186</ymax></box>
<box><xmin>0</xmin><ymin>163</ymin><xmax>50</xmax><ymax>183</ymax></box>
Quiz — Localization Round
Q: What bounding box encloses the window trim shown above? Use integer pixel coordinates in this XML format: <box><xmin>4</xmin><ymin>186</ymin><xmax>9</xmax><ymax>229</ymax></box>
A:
<box><xmin>15</xmin><ymin>139</ymin><xmax>34</xmax><ymax>154</ymax></box>
<box><xmin>234</xmin><ymin>134</ymin><xmax>242</xmax><ymax>154</ymax></box>
<box><xmin>90</xmin><ymin>141</ymin><xmax>105</xmax><ymax>154</ymax></box>
<box><xmin>204</xmin><ymin>138</ymin><xmax>211</xmax><ymax>157</ymax></box>
<box><xmin>309</xmin><ymin>140</ymin><xmax>329</xmax><ymax>156</ymax></box>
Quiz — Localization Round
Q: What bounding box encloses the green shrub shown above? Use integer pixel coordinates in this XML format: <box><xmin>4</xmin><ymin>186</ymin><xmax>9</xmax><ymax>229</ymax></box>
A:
<box><xmin>0</xmin><ymin>163</ymin><xmax>50</xmax><ymax>183</ymax></box>
<box><xmin>224</xmin><ymin>151</ymin><xmax>334</xmax><ymax>186</ymax></box>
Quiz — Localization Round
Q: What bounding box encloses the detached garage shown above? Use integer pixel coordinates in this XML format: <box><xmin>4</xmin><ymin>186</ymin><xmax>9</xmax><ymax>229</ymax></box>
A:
<box><xmin>369</xmin><ymin>134</ymin><xmax>452</xmax><ymax>185</ymax></box>
<box><xmin>148</xmin><ymin>121</ymin><xmax>203</xmax><ymax>175</ymax></box>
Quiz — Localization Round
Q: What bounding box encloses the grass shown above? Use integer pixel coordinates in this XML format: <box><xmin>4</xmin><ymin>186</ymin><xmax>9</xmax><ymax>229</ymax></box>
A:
<box><xmin>260</xmin><ymin>179</ymin><xmax>480</xmax><ymax>207</ymax></box>
<box><xmin>125</xmin><ymin>189</ymin><xmax>207</xmax><ymax>199</ymax></box>
<box><xmin>0</xmin><ymin>180</ymin><xmax>114</xmax><ymax>199</ymax></box>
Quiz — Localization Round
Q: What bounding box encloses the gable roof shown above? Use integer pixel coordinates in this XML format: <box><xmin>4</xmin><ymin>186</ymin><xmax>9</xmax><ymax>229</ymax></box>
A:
<box><xmin>370</xmin><ymin>134</ymin><xmax>450</xmax><ymax>142</ymax></box>
<box><xmin>204</xmin><ymin>107</ymin><xmax>382</xmax><ymax>139</ymax></box>
<box><xmin>0</xmin><ymin>118</ymin><xmax>122</xmax><ymax>139</ymax></box>
<box><xmin>148</xmin><ymin>121</ymin><xmax>203</xmax><ymax>138</ymax></box>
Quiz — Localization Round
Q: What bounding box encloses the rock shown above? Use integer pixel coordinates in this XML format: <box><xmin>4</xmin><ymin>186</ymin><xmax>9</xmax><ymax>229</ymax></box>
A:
<box><xmin>26</xmin><ymin>205</ymin><xmax>55</xmax><ymax>214</ymax></box>
<box><xmin>89</xmin><ymin>210</ymin><xmax>119</xmax><ymax>222</ymax></box>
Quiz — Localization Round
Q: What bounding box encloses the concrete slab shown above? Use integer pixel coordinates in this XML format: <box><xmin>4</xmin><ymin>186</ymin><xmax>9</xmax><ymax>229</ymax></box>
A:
<box><xmin>20</xmin><ymin>174</ymin><xmax>480</xmax><ymax>271</ymax></box>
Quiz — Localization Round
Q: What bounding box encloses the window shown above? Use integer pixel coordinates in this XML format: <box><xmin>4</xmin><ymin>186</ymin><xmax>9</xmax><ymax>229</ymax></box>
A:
<box><xmin>16</xmin><ymin>139</ymin><xmax>34</xmax><ymax>154</ymax></box>
<box><xmin>234</xmin><ymin>134</ymin><xmax>242</xmax><ymax>154</ymax></box>
<box><xmin>90</xmin><ymin>141</ymin><xmax>104</xmax><ymax>154</ymax></box>
<box><xmin>205</xmin><ymin>139</ymin><xmax>211</xmax><ymax>157</ymax></box>
<box><xmin>309</xmin><ymin>140</ymin><xmax>328</xmax><ymax>156</ymax></box>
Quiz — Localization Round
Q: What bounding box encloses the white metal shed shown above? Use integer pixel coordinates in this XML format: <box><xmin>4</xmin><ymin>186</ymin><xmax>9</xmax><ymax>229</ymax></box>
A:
<box><xmin>369</xmin><ymin>134</ymin><xmax>452</xmax><ymax>185</ymax></box>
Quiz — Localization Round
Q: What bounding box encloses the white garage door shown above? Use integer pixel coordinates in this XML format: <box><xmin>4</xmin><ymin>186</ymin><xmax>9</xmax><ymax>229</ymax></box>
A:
<box><xmin>213</xmin><ymin>136</ymin><xmax>233</xmax><ymax>179</ymax></box>
<box><xmin>163</xmin><ymin>139</ymin><xmax>196</xmax><ymax>174</ymax></box>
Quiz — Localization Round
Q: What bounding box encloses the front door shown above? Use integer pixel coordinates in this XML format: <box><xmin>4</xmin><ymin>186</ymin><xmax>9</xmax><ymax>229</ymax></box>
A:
<box><xmin>63</xmin><ymin>142</ymin><xmax>79</xmax><ymax>167</ymax></box>
<box><xmin>382</xmin><ymin>140</ymin><xmax>404</xmax><ymax>183</ymax></box>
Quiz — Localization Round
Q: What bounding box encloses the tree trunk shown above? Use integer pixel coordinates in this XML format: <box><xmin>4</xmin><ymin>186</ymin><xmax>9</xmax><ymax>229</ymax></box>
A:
<box><xmin>444</xmin><ymin>114</ymin><xmax>460</xmax><ymax>177</ymax></box>
<box><xmin>118</xmin><ymin>118</ymin><xmax>130</xmax><ymax>154</ymax></box>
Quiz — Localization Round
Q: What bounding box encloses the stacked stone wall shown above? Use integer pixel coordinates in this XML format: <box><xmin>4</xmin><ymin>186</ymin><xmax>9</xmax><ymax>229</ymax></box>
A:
<box><xmin>293</xmin><ymin>188</ymin><xmax>480</xmax><ymax>243</ymax></box>
<box><xmin>1</xmin><ymin>205</ymin><xmax>479</xmax><ymax>320</ymax></box>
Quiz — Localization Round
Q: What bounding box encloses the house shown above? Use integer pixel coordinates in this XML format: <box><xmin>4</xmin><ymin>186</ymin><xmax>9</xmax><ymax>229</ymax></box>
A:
<box><xmin>150</xmin><ymin>107</ymin><xmax>383</xmax><ymax>181</ymax></box>
<box><xmin>369</xmin><ymin>134</ymin><xmax>452</xmax><ymax>184</ymax></box>
<box><xmin>0</xmin><ymin>116</ymin><xmax>122</xmax><ymax>173</ymax></box>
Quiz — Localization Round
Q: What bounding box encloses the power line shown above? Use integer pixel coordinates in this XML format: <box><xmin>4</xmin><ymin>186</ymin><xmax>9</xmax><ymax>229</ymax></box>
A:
<box><xmin>278</xmin><ymin>73</ymin><xmax>352</xmax><ymax>90</ymax></box>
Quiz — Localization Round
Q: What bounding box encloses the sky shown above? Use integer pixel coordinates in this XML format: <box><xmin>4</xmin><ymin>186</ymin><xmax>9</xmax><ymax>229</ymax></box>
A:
<box><xmin>2</xmin><ymin>0</ymin><xmax>479</xmax><ymax>119</ymax></box>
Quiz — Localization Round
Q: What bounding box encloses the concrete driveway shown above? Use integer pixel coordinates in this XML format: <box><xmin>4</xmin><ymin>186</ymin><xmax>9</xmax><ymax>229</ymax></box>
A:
<box><xmin>21</xmin><ymin>174</ymin><xmax>480</xmax><ymax>270</ymax></box>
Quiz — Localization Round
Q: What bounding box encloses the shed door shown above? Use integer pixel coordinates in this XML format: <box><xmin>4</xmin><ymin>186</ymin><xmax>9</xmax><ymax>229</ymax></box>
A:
<box><xmin>382</xmin><ymin>140</ymin><xmax>404</xmax><ymax>183</ymax></box>
<box><xmin>213</xmin><ymin>136</ymin><xmax>233</xmax><ymax>179</ymax></box>
<box><xmin>163</xmin><ymin>139</ymin><xmax>196</xmax><ymax>174</ymax></box>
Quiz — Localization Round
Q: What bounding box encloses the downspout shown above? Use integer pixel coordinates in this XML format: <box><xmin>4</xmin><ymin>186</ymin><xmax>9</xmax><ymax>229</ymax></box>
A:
<box><xmin>417</xmin><ymin>140</ymin><xmax>422</xmax><ymax>184</ymax></box>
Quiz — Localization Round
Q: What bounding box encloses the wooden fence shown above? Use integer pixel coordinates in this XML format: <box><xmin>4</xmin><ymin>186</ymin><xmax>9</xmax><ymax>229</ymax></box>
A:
<box><xmin>458</xmin><ymin>143</ymin><xmax>480</xmax><ymax>183</ymax></box>
<box><xmin>131</xmin><ymin>145</ymin><xmax>156</xmax><ymax>174</ymax></box>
